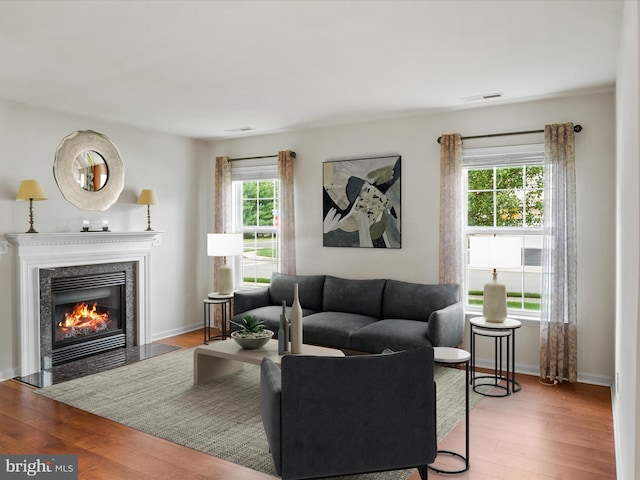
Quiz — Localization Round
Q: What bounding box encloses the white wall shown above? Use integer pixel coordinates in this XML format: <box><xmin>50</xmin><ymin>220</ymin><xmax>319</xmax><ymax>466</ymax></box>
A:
<box><xmin>0</xmin><ymin>100</ymin><xmax>208</xmax><ymax>380</ymax></box>
<box><xmin>614</xmin><ymin>1</ymin><xmax>640</xmax><ymax>478</ymax></box>
<box><xmin>211</xmin><ymin>91</ymin><xmax>616</xmax><ymax>384</ymax></box>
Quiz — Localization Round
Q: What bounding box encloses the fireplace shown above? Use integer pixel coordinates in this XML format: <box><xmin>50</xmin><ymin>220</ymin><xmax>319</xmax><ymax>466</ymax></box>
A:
<box><xmin>40</xmin><ymin>262</ymin><xmax>137</xmax><ymax>369</ymax></box>
<box><xmin>8</xmin><ymin>231</ymin><xmax>157</xmax><ymax>377</ymax></box>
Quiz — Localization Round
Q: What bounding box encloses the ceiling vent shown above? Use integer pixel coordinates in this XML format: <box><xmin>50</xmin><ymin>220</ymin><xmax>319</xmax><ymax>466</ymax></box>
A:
<box><xmin>223</xmin><ymin>127</ymin><xmax>255</xmax><ymax>133</ymax></box>
<box><xmin>460</xmin><ymin>92</ymin><xmax>504</xmax><ymax>102</ymax></box>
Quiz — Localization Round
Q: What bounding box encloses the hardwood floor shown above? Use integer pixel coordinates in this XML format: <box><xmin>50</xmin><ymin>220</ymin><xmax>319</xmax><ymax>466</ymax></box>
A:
<box><xmin>0</xmin><ymin>329</ymin><xmax>616</xmax><ymax>479</ymax></box>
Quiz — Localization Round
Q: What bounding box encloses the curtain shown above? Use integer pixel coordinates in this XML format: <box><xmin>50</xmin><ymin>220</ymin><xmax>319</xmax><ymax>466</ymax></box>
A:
<box><xmin>439</xmin><ymin>133</ymin><xmax>464</xmax><ymax>286</ymax></box>
<box><xmin>214</xmin><ymin>156</ymin><xmax>232</xmax><ymax>292</ymax></box>
<box><xmin>278</xmin><ymin>150</ymin><xmax>297</xmax><ymax>275</ymax></box>
<box><xmin>540</xmin><ymin>123</ymin><xmax>578</xmax><ymax>383</ymax></box>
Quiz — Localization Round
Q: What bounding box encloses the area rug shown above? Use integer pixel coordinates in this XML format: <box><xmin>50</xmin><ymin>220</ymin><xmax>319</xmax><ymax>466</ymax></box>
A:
<box><xmin>37</xmin><ymin>348</ymin><xmax>483</xmax><ymax>480</ymax></box>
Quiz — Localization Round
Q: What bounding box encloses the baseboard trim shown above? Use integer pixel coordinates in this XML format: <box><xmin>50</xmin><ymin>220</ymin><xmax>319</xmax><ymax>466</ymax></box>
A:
<box><xmin>151</xmin><ymin>323</ymin><xmax>202</xmax><ymax>342</ymax></box>
<box><xmin>0</xmin><ymin>367</ymin><xmax>19</xmax><ymax>383</ymax></box>
<box><xmin>472</xmin><ymin>357</ymin><xmax>613</xmax><ymax>386</ymax></box>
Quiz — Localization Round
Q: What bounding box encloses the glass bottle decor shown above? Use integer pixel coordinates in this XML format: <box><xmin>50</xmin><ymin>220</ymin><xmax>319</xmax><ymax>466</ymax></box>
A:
<box><xmin>278</xmin><ymin>300</ymin><xmax>289</xmax><ymax>355</ymax></box>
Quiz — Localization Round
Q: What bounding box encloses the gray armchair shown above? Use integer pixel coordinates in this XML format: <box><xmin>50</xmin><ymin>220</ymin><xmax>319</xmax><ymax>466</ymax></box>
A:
<box><xmin>260</xmin><ymin>347</ymin><xmax>437</xmax><ymax>480</ymax></box>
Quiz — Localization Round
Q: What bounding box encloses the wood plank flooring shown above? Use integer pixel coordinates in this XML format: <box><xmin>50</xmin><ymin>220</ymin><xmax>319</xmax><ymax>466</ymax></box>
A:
<box><xmin>0</xmin><ymin>329</ymin><xmax>616</xmax><ymax>479</ymax></box>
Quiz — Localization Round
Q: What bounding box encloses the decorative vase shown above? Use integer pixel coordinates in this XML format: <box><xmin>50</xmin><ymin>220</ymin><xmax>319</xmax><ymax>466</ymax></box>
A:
<box><xmin>278</xmin><ymin>300</ymin><xmax>290</xmax><ymax>355</ymax></box>
<box><xmin>290</xmin><ymin>283</ymin><xmax>303</xmax><ymax>354</ymax></box>
<box><xmin>483</xmin><ymin>268</ymin><xmax>507</xmax><ymax>322</ymax></box>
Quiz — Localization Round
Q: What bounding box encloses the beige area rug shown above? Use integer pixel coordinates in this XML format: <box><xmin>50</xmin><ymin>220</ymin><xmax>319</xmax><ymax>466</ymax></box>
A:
<box><xmin>37</xmin><ymin>347</ymin><xmax>482</xmax><ymax>480</ymax></box>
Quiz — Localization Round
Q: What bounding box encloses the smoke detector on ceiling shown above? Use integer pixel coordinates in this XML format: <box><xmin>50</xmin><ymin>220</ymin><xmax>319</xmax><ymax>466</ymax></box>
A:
<box><xmin>460</xmin><ymin>92</ymin><xmax>504</xmax><ymax>102</ymax></box>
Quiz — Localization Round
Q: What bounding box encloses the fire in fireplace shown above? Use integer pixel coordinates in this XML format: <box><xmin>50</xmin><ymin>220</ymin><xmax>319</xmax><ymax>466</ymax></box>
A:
<box><xmin>56</xmin><ymin>302</ymin><xmax>113</xmax><ymax>342</ymax></box>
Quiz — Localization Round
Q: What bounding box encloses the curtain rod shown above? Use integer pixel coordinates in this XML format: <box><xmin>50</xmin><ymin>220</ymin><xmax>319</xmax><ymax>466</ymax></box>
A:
<box><xmin>436</xmin><ymin>124</ymin><xmax>582</xmax><ymax>144</ymax></box>
<box><xmin>228</xmin><ymin>152</ymin><xmax>297</xmax><ymax>162</ymax></box>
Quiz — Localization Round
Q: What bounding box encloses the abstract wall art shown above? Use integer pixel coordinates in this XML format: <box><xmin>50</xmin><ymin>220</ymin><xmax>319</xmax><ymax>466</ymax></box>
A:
<box><xmin>323</xmin><ymin>155</ymin><xmax>401</xmax><ymax>248</ymax></box>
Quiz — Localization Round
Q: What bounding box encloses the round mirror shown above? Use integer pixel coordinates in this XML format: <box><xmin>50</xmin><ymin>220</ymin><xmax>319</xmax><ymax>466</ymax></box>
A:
<box><xmin>54</xmin><ymin>130</ymin><xmax>124</xmax><ymax>211</ymax></box>
<box><xmin>73</xmin><ymin>150</ymin><xmax>109</xmax><ymax>191</ymax></box>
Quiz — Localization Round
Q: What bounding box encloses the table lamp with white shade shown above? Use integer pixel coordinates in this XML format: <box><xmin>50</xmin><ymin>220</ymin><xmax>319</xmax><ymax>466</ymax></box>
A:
<box><xmin>207</xmin><ymin>233</ymin><xmax>243</xmax><ymax>295</ymax></box>
<box><xmin>469</xmin><ymin>234</ymin><xmax>522</xmax><ymax>323</ymax></box>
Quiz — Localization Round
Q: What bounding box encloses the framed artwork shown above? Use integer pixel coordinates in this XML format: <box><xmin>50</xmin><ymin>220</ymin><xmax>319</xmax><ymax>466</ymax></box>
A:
<box><xmin>323</xmin><ymin>155</ymin><xmax>401</xmax><ymax>248</ymax></box>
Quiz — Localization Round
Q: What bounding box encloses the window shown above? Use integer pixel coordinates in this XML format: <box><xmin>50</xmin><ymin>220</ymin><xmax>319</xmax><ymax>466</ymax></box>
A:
<box><xmin>463</xmin><ymin>145</ymin><xmax>544</xmax><ymax>318</ymax></box>
<box><xmin>232</xmin><ymin>164</ymin><xmax>280</xmax><ymax>287</ymax></box>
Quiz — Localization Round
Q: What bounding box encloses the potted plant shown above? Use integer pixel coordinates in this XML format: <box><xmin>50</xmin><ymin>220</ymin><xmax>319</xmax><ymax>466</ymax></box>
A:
<box><xmin>230</xmin><ymin>315</ymin><xmax>273</xmax><ymax>349</ymax></box>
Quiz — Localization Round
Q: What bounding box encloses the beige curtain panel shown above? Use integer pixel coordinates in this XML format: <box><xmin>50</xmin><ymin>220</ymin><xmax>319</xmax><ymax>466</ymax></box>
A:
<box><xmin>540</xmin><ymin>123</ymin><xmax>578</xmax><ymax>383</ymax></box>
<box><xmin>278</xmin><ymin>150</ymin><xmax>297</xmax><ymax>275</ymax></box>
<box><xmin>214</xmin><ymin>156</ymin><xmax>232</xmax><ymax>292</ymax></box>
<box><xmin>438</xmin><ymin>133</ymin><xmax>464</xmax><ymax>286</ymax></box>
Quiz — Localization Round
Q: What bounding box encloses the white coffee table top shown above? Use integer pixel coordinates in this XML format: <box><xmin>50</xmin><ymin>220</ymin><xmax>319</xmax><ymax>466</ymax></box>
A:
<box><xmin>469</xmin><ymin>317</ymin><xmax>522</xmax><ymax>330</ymax></box>
<box><xmin>433</xmin><ymin>346</ymin><xmax>470</xmax><ymax>364</ymax></box>
<box><xmin>194</xmin><ymin>338</ymin><xmax>345</xmax><ymax>366</ymax></box>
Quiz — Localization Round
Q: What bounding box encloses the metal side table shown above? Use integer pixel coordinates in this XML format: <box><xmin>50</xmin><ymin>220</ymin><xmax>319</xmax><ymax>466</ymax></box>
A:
<box><xmin>429</xmin><ymin>346</ymin><xmax>470</xmax><ymax>474</ymax></box>
<box><xmin>470</xmin><ymin>317</ymin><xmax>522</xmax><ymax>397</ymax></box>
<box><xmin>203</xmin><ymin>292</ymin><xmax>234</xmax><ymax>344</ymax></box>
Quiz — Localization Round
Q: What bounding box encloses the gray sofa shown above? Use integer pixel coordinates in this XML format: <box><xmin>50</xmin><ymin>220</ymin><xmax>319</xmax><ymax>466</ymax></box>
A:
<box><xmin>260</xmin><ymin>347</ymin><xmax>437</xmax><ymax>479</ymax></box>
<box><xmin>232</xmin><ymin>273</ymin><xmax>464</xmax><ymax>352</ymax></box>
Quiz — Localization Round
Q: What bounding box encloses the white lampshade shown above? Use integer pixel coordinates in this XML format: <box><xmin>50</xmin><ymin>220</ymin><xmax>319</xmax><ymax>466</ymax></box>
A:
<box><xmin>207</xmin><ymin>233</ymin><xmax>243</xmax><ymax>257</ymax></box>
<box><xmin>207</xmin><ymin>233</ymin><xmax>243</xmax><ymax>295</ymax></box>
<box><xmin>469</xmin><ymin>235</ymin><xmax>522</xmax><ymax>269</ymax></box>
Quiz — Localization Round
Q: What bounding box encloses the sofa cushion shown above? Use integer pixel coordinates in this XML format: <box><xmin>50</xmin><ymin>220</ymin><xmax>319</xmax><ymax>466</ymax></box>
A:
<box><xmin>269</xmin><ymin>273</ymin><xmax>326</xmax><ymax>311</ymax></box>
<box><xmin>323</xmin><ymin>276</ymin><xmax>386</xmax><ymax>318</ymax></box>
<box><xmin>350</xmin><ymin>319</ymin><xmax>433</xmax><ymax>353</ymax></box>
<box><xmin>302</xmin><ymin>311</ymin><xmax>378</xmax><ymax>350</ymax></box>
<box><xmin>382</xmin><ymin>280</ymin><xmax>460</xmax><ymax>321</ymax></box>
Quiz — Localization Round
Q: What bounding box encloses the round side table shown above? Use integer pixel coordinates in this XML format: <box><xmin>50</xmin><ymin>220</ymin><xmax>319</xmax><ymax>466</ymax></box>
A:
<box><xmin>469</xmin><ymin>317</ymin><xmax>522</xmax><ymax>396</ymax></box>
<box><xmin>203</xmin><ymin>292</ymin><xmax>234</xmax><ymax>344</ymax></box>
<box><xmin>429</xmin><ymin>346</ymin><xmax>470</xmax><ymax>474</ymax></box>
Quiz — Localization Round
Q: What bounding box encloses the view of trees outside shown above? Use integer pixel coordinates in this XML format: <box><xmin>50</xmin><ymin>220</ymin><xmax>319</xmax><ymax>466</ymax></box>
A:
<box><xmin>467</xmin><ymin>165</ymin><xmax>543</xmax><ymax>228</ymax></box>
<box><xmin>466</xmin><ymin>165</ymin><xmax>544</xmax><ymax>313</ymax></box>
<box><xmin>238</xmin><ymin>179</ymin><xmax>279</xmax><ymax>286</ymax></box>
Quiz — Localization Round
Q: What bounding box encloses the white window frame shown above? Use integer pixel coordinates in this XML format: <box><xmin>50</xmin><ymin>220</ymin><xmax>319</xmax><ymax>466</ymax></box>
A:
<box><xmin>231</xmin><ymin>162</ymin><xmax>280</xmax><ymax>288</ymax></box>
<box><xmin>463</xmin><ymin>144</ymin><xmax>544</xmax><ymax>320</ymax></box>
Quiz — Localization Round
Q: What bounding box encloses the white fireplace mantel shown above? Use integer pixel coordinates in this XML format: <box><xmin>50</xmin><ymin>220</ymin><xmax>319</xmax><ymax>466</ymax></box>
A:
<box><xmin>8</xmin><ymin>231</ymin><xmax>160</xmax><ymax>376</ymax></box>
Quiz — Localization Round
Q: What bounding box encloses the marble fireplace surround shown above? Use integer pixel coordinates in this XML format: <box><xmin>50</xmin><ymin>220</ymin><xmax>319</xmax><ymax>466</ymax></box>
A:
<box><xmin>8</xmin><ymin>232</ymin><xmax>159</xmax><ymax>377</ymax></box>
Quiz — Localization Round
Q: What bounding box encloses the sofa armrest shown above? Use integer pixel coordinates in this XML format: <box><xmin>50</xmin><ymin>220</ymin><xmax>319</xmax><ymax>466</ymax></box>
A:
<box><xmin>233</xmin><ymin>287</ymin><xmax>270</xmax><ymax>316</ymax></box>
<box><xmin>260</xmin><ymin>358</ymin><xmax>283</xmax><ymax>476</ymax></box>
<box><xmin>427</xmin><ymin>301</ymin><xmax>464</xmax><ymax>347</ymax></box>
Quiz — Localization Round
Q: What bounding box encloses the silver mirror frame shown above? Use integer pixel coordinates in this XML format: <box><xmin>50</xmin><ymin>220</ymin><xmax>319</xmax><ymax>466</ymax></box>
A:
<box><xmin>54</xmin><ymin>130</ymin><xmax>125</xmax><ymax>211</ymax></box>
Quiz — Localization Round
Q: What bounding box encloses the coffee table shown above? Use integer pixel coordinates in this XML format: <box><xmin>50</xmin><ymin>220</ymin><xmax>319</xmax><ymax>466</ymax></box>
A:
<box><xmin>193</xmin><ymin>338</ymin><xmax>345</xmax><ymax>385</ymax></box>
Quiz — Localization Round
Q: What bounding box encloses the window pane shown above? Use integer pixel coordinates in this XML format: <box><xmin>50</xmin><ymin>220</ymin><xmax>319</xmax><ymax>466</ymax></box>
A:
<box><xmin>468</xmin><ymin>191</ymin><xmax>494</xmax><ymax>226</ymax></box>
<box><xmin>496</xmin><ymin>167</ymin><xmax>523</xmax><ymax>189</ymax></box>
<box><xmin>526</xmin><ymin>165</ymin><xmax>544</xmax><ymax>189</ymax></box>
<box><xmin>257</xmin><ymin>199</ymin><xmax>275</xmax><ymax>226</ymax></box>
<box><xmin>468</xmin><ymin>169</ymin><xmax>493</xmax><ymax>190</ymax></box>
<box><xmin>525</xmin><ymin>190</ymin><xmax>543</xmax><ymax>227</ymax></box>
<box><xmin>496</xmin><ymin>191</ymin><xmax>523</xmax><ymax>226</ymax></box>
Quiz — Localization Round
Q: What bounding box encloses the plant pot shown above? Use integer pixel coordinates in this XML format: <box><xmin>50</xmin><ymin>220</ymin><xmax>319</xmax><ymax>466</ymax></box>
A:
<box><xmin>231</xmin><ymin>330</ymin><xmax>273</xmax><ymax>349</ymax></box>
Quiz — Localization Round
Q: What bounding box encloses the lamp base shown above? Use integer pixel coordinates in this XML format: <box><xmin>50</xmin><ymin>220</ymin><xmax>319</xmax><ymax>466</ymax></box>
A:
<box><xmin>216</xmin><ymin>263</ymin><xmax>234</xmax><ymax>295</ymax></box>
<box><xmin>483</xmin><ymin>270</ymin><xmax>507</xmax><ymax>323</ymax></box>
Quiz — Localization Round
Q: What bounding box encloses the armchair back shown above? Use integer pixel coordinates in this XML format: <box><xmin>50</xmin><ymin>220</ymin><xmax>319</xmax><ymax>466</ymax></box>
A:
<box><xmin>260</xmin><ymin>347</ymin><xmax>437</xmax><ymax>480</ymax></box>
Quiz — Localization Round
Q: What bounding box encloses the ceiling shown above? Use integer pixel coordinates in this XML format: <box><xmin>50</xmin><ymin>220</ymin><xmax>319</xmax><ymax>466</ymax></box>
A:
<box><xmin>0</xmin><ymin>0</ymin><xmax>624</xmax><ymax>140</ymax></box>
